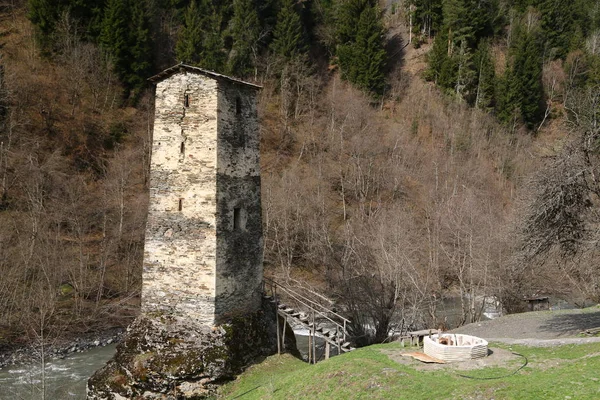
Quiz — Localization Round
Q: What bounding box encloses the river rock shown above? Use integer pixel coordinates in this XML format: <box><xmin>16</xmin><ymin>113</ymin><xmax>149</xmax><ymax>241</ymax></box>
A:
<box><xmin>86</xmin><ymin>298</ymin><xmax>296</xmax><ymax>399</ymax></box>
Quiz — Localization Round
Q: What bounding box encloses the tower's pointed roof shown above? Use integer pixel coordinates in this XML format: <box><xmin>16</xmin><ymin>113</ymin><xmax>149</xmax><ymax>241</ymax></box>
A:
<box><xmin>148</xmin><ymin>63</ymin><xmax>262</xmax><ymax>90</ymax></box>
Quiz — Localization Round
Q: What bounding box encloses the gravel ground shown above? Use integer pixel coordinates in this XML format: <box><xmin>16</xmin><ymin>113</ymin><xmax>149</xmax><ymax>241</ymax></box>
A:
<box><xmin>450</xmin><ymin>305</ymin><xmax>600</xmax><ymax>346</ymax></box>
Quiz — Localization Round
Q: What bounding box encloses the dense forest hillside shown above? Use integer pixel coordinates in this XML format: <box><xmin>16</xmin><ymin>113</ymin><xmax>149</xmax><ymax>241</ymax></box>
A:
<box><xmin>0</xmin><ymin>0</ymin><xmax>599</xmax><ymax>349</ymax></box>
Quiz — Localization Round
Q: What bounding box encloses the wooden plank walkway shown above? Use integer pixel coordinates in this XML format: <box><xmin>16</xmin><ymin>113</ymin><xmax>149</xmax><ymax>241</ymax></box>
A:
<box><xmin>263</xmin><ymin>278</ymin><xmax>355</xmax><ymax>364</ymax></box>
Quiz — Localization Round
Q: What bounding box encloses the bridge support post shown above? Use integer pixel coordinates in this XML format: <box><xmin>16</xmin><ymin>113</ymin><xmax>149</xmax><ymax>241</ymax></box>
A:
<box><xmin>308</xmin><ymin>333</ymin><xmax>312</xmax><ymax>364</ymax></box>
<box><xmin>312</xmin><ymin>310</ymin><xmax>316</xmax><ymax>364</ymax></box>
<box><xmin>281</xmin><ymin>315</ymin><xmax>286</xmax><ymax>350</ymax></box>
<box><xmin>276</xmin><ymin>309</ymin><xmax>281</xmax><ymax>355</ymax></box>
<box><xmin>325</xmin><ymin>342</ymin><xmax>330</xmax><ymax>360</ymax></box>
<box><xmin>336</xmin><ymin>325</ymin><xmax>341</xmax><ymax>354</ymax></box>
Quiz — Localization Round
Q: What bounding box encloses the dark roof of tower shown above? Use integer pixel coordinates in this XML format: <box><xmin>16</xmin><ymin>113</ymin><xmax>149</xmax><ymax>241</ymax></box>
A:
<box><xmin>148</xmin><ymin>63</ymin><xmax>262</xmax><ymax>89</ymax></box>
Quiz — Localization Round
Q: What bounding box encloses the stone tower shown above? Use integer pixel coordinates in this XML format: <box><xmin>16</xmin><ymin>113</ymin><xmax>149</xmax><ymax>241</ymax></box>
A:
<box><xmin>143</xmin><ymin>64</ymin><xmax>263</xmax><ymax>326</ymax></box>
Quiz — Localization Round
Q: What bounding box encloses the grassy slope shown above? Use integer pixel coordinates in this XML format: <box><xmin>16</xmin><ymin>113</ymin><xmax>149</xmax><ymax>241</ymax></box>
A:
<box><xmin>220</xmin><ymin>342</ymin><xmax>600</xmax><ymax>399</ymax></box>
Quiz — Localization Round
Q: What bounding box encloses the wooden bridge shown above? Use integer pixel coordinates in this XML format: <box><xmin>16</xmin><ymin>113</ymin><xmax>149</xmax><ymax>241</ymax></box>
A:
<box><xmin>263</xmin><ymin>277</ymin><xmax>355</xmax><ymax>363</ymax></box>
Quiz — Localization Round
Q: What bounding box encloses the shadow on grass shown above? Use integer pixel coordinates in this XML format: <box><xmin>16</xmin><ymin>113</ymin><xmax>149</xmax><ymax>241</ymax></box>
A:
<box><xmin>538</xmin><ymin>311</ymin><xmax>600</xmax><ymax>336</ymax></box>
<box><xmin>230</xmin><ymin>385</ymin><xmax>261</xmax><ymax>399</ymax></box>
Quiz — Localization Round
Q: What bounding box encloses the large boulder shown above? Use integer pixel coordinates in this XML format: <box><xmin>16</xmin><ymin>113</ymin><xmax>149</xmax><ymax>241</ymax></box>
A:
<box><xmin>87</xmin><ymin>299</ymin><xmax>296</xmax><ymax>399</ymax></box>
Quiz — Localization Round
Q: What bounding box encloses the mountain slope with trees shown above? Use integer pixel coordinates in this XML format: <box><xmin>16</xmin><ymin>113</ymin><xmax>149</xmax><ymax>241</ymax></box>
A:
<box><xmin>0</xmin><ymin>0</ymin><xmax>599</xmax><ymax>351</ymax></box>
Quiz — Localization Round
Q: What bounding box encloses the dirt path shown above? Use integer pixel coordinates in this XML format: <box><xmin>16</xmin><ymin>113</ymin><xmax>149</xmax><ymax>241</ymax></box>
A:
<box><xmin>449</xmin><ymin>306</ymin><xmax>600</xmax><ymax>346</ymax></box>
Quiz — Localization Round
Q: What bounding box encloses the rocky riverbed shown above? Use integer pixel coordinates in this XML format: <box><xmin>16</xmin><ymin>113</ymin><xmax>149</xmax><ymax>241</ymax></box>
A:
<box><xmin>0</xmin><ymin>327</ymin><xmax>124</xmax><ymax>371</ymax></box>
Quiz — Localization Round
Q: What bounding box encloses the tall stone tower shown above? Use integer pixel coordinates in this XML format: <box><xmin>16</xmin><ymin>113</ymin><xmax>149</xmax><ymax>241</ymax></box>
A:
<box><xmin>87</xmin><ymin>66</ymin><xmax>281</xmax><ymax>400</ymax></box>
<box><xmin>143</xmin><ymin>64</ymin><xmax>263</xmax><ymax>326</ymax></box>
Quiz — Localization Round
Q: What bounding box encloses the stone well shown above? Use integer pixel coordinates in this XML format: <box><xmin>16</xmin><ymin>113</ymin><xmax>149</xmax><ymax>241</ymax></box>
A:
<box><xmin>423</xmin><ymin>333</ymin><xmax>488</xmax><ymax>362</ymax></box>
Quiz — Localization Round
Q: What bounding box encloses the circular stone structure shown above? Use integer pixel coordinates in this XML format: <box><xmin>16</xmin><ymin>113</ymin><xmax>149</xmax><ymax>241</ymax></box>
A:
<box><xmin>423</xmin><ymin>333</ymin><xmax>488</xmax><ymax>362</ymax></box>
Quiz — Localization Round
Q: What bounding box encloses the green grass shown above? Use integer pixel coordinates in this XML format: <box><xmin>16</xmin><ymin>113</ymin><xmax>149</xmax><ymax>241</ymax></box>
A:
<box><xmin>220</xmin><ymin>342</ymin><xmax>600</xmax><ymax>399</ymax></box>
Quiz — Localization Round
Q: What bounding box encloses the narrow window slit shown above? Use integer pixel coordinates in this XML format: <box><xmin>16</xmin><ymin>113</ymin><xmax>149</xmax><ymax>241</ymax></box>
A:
<box><xmin>235</xmin><ymin>97</ymin><xmax>242</xmax><ymax>115</ymax></box>
<box><xmin>233</xmin><ymin>207</ymin><xmax>242</xmax><ymax>230</ymax></box>
<box><xmin>184</xmin><ymin>94</ymin><xmax>190</xmax><ymax>108</ymax></box>
<box><xmin>180</xmin><ymin>141</ymin><xmax>185</xmax><ymax>154</ymax></box>
<box><xmin>178</xmin><ymin>198</ymin><xmax>183</xmax><ymax>212</ymax></box>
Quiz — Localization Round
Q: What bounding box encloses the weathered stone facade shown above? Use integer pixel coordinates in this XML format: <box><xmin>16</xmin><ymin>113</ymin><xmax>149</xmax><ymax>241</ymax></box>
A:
<box><xmin>142</xmin><ymin>65</ymin><xmax>263</xmax><ymax>326</ymax></box>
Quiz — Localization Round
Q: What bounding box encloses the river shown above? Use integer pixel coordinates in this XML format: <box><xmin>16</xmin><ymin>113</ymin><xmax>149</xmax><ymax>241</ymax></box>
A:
<box><xmin>0</xmin><ymin>329</ymin><xmax>324</xmax><ymax>400</ymax></box>
<box><xmin>0</xmin><ymin>344</ymin><xmax>116</xmax><ymax>400</ymax></box>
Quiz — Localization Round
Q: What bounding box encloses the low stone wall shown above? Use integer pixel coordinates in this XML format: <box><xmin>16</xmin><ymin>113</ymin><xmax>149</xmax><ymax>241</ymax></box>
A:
<box><xmin>423</xmin><ymin>334</ymin><xmax>488</xmax><ymax>362</ymax></box>
<box><xmin>87</xmin><ymin>299</ymin><xmax>295</xmax><ymax>399</ymax></box>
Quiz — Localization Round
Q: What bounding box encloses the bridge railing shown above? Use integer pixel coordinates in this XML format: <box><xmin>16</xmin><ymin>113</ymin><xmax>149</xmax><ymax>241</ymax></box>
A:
<box><xmin>263</xmin><ymin>277</ymin><xmax>351</xmax><ymax>352</ymax></box>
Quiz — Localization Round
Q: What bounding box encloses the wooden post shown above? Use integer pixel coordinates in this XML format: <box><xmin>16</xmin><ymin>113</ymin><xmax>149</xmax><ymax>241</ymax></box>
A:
<box><xmin>276</xmin><ymin>309</ymin><xmax>281</xmax><ymax>355</ymax></box>
<box><xmin>325</xmin><ymin>342</ymin><xmax>330</xmax><ymax>360</ymax></box>
<box><xmin>336</xmin><ymin>325</ymin><xmax>341</xmax><ymax>354</ymax></box>
<box><xmin>308</xmin><ymin>333</ymin><xmax>312</xmax><ymax>364</ymax></box>
<box><xmin>281</xmin><ymin>315</ymin><xmax>286</xmax><ymax>351</ymax></box>
<box><xmin>312</xmin><ymin>311</ymin><xmax>317</xmax><ymax>364</ymax></box>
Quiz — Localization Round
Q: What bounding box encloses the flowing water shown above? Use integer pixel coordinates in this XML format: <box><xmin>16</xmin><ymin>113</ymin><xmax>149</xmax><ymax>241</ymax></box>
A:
<box><xmin>0</xmin><ymin>344</ymin><xmax>116</xmax><ymax>400</ymax></box>
<box><xmin>293</xmin><ymin>329</ymin><xmax>341</xmax><ymax>361</ymax></box>
<box><xmin>0</xmin><ymin>329</ymin><xmax>329</xmax><ymax>399</ymax></box>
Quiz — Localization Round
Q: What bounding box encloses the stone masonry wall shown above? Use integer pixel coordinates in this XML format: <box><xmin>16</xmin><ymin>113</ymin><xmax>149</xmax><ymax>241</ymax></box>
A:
<box><xmin>142</xmin><ymin>72</ymin><xmax>219</xmax><ymax>325</ymax></box>
<box><xmin>215</xmin><ymin>82</ymin><xmax>263</xmax><ymax>323</ymax></box>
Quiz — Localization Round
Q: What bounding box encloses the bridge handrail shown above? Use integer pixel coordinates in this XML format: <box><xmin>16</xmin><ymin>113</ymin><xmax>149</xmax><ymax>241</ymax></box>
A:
<box><xmin>263</xmin><ymin>277</ymin><xmax>351</xmax><ymax>328</ymax></box>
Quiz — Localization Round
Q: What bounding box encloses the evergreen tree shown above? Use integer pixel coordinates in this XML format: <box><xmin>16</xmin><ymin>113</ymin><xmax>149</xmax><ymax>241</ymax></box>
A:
<box><xmin>509</xmin><ymin>0</ymin><xmax>537</xmax><ymax>12</ymax></box>
<box><xmin>175</xmin><ymin>1</ymin><xmax>226</xmax><ymax>72</ymax></box>
<box><xmin>308</xmin><ymin>0</ymin><xmax>336</xmax><ymax>52</ymax></box>
<box><xmin>473</xmin><ymin>41</ymin><xmax>496</xmax><ymax>109</ymax></box>
<box><xmin>175</xmin><ymin>0</ymin><xmax>209</xmax><ymax>65</ymax></box>
<box><xmin>538</xmin><ymin>0</ymin><xmax>575</xmax><ymax>58</ymax></box>
<box><xmin>424</xmin><ymin>27</ymin><xmax>449</xmax><ymax>82</ymax></box>
<box><xmin>100</xmin><ymin>0</ymin><xmax>153</xmax><ymax>94</ymax></box>
<box><xmin>228</xmin><ymin>0</ymin><xmax>261</xmax><ymax>77</ymax></box>
<box><xmin>335</xmin><ymin>0</ymin><xmax>371</xmax><ymax>45</ymax></box>
<box><xmin>443</xmin><ymin>0</ymin><xmax>474</xmax><ymax>52</ymax></box>
<box><xmin>338</xmin><ymin>3</ymin><xmax>387</xmax><ymax>95</ymax></box>
<box><xmin>409</xmin><ymin>0</ymin><xmax>443</xmax><ymax>38</ymax></box>
<box><xmin>437</xmin><ymin>52</ymin><xmax>458</xmax><ymax>91</ymax></box>
<box><xmin>128</xmin><ymin>0</ymin><xmax>153</xmax><ymax>90</ymax></box>
<box><xmin>271</xmin><ymin>0</ymin><xmax>306</xmax><ymax>60</ymax></box>
<box><xmin>425</xmin><ymin>29</ymin><xmax>476</xmax><ymax>101</ymax></box>
<box><xmin>495</xmin><ymin>69</ymin><xmax>516</xmax><ymax>123</ymax></box>
<box><xmin>454</xmin><ymin>39</ymin><xmax>476</xmax><ymax>100</ymax></box>
<box><xmin>69</xmin><ymin>0</ymin><xmax>106</xmax><ymax>38</ymax></box>
<box><xmin>255</xmin><ymin>0</ymin><xmax>279</xmax><ymax>36</ymax></box>
<box><xmin>100</xmin><ymin>0</ymin><xmax>130</xmax><ymax>78</ymax></box>
<box><xmin>443</xmin><ymin>0</ymin><xmax>495</xmax><ymax>51</ymax></box>
<box><xmin>28</xmin><ymin>0</ymin><xmax>67</xmax><ymax>48</ymax></box>
<box><xmin>201</xmin><ymin>12</ymin><xmax>227</xmax><ymax>72</ymax></box>
<box><xmin>517</xmin><ymin>31</ymin><xmax>544</xmax><ymax>127</ymax></box>
<box><xmin>496</xmin><ymin>23</ymin><xmax>543</xmax><ymax>128</ymax></box>
<box><xmin>29</xmin><ymin>0</ymin><xmax>108</xmax><ymax>47</ymax></box>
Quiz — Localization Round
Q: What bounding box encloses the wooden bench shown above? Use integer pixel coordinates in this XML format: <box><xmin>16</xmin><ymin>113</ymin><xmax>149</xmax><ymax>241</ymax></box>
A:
<box><xmin>400</xmin><ymin>329</ymin><xmax>439</xmax><ymax>346</ymax></box>
<box><xmin>581</xmin><ymin>327</ymin><xmax>600</xmax><ymax>336</ymax></box>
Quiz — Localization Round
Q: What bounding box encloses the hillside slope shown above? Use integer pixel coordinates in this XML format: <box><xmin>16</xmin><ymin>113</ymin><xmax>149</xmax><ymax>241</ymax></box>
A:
<box><xmin>220</xmin><ymin>339</ymin><xmax>600</xmax><ymax>399</ymax></box>
<box><xmin>0</xmin><ymin>0</ymin><xmax>583</xmax><ymax>351</ymax></box>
